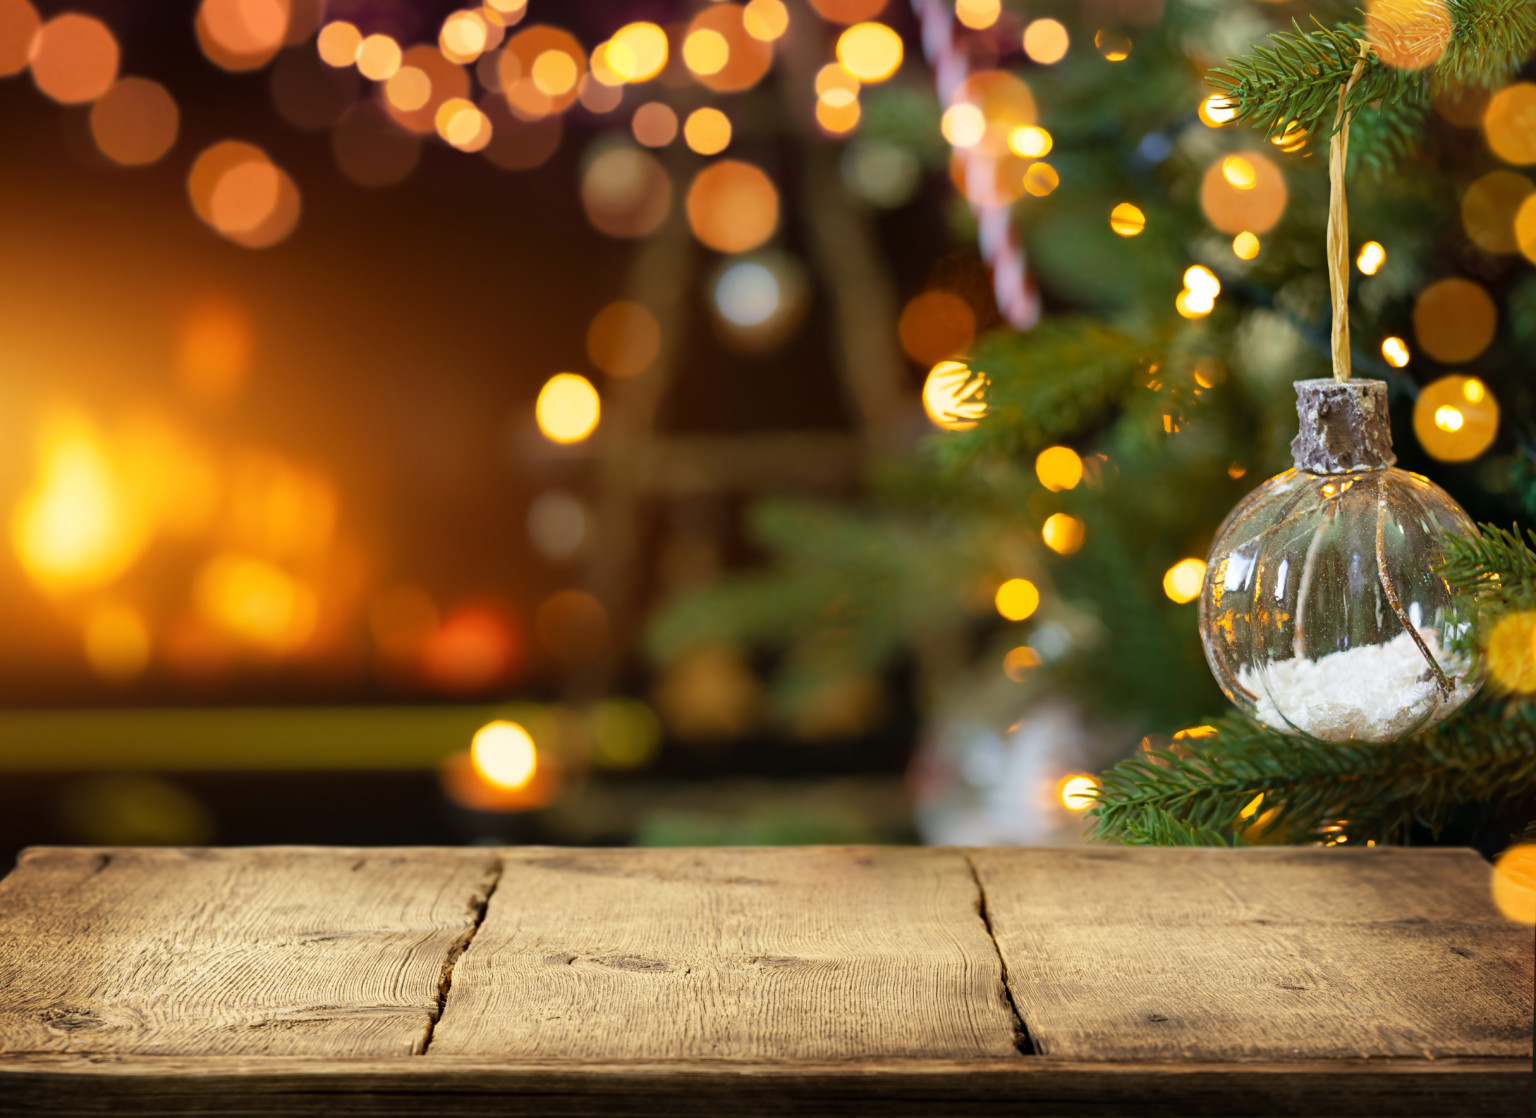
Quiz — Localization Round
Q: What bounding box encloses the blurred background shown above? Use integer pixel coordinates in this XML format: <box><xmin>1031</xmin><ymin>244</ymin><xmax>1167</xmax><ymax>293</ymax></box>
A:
<box><xmin>0</xmin><ymin>0</ymin><xmax>1532</xmax><ymax>865</ymax></box>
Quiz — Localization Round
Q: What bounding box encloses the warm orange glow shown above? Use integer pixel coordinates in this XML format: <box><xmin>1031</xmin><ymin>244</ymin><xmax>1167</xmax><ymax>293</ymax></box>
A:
<box><xmin>1201</xmin><ymin>150</ymin><xmax>1286</xmax><ymax>234</ymax></box>
<box><xmin>1042</xmin><ymin>513</ymin><xmax>1085</xmax><ymax>555</ymax></box>
<box><xmin>178</xmin><ymin>298</ymin><xmax>254</xmax><ymax>403</ymax></box>
<box><xmin>1022</xmin><ymin>162</ymin><xmax>1059</xmax><ymax>196</ymax></box>
<box><xmin>355</xmin><ymin>33</ymin><xmax>402</xmax><ymax>81</ymax></box>
<box><xmin>1414</xmin><ymin>278</ymin><xmax>1497</xmax><ymax>364</ymax></box>
<box><xmin>90</xmin><ymin>78</ymin><xmax>179</xmax><ymax>166</ymax></box>
<box><xmin>610</xmin><ymin>21</ymin><xmax>668</xmax><ymax>81</ymax></box>
<box><xmin>632</xmin><ymin>101</ymin><xmax>678</xmax><ymax>147</ymax></box>
<box><xmin>581</xmin><ymin>145</ymin><xmax>672</xmax><ymax>238</ymax></box>
<box><xmin>1462</xmin><ymin>170</ymin><xmax>1534</xmax><ymax>254</ymax></box>
<box><xmin>922</xmin><ymin>360</ymin><xmax>986</xmax><ymax>431</ymax></box>
<box><xmin>1009</xmin><ymin>125</ymin><xmax>1052</xmax><ymax>157</ymax></box>
<box><xmin>195</xmin><ymin>553</ymin><xmax>317</xmax><ymax>651</ymax></box>
<box><xmin>1058</xmin><ymin>774</ymin><xmax>1098</xmax><ymax>811</ymax></box>
<box><xmin>995</xmin><ymin>578</ymin><xmax>1040</xmax><ymax>622</ymax></box>
<box><xmin>0</xmin><ymin>0</ymin><xmax>41</xmax><ymax>78</ymax></box>
<box><xmin>1002</xmin><ymin>646</ymin><xmax>1042</xmax><ymax>681</ymax></box>
<box><xmin>1022</xmin><ymin>18</ymin><xmax>1069</xmax><ymax>64</ymax></box>
<box><xmin>501</xmin><ymin>25</ymin><xmax>586</xmax><ymax>114</ymax></box>
<box><xmin>941</xmin><ymin>103</ymin><xmax>985</xmax><ymax>148</ymax></box>
<box><xmin>536</xmin><ymin>373</ymin><xmax>601</xmax><ymax>444</ymax></box>
<box><xmin>1163</xmin><ymin>558</ymin><xmax>1207</xmax><ymax>604</ymax></box>
<box><xmin>587</xmin><ymin>300</ymin><xmax>662</xmax><ymax>378</ymax></box>
<box><xmin>1381</xmin><ymin>335</ymin><xmax>1410</xmax><ymax>367</ymax></box>
<box><xmin>12</xmin><ymin>411</ymin><xmax>144</xmax><ymax>593</ymax></box>
<box><xmin>385</xmin><ymin>66</ymin><xmax>431</xmax><ymax>112</ymax></box>
<box><xmin>471</xmin><ymin>720</ymin><xmax>538</xmax><ymax>789</ymax></box>
<box><xmin>683</xmin><ymin>28</ymin><xmax>729</xmax><ymax>75</ymax></box>
<box><xmin>684</xmin><ymin>107</ymin><xmax>732</xmax><ymax>155</ymax></box>
<box><xmin>816</xmin><ymin>62</ymin><xmax>859</xmax><ymax>100</ymax></box>
<box><xmin>898</xmin><ymin>290</ymin><xmax>975</xmax><ymax>367</ymax></box>
<box><xmin>1199</xmin><ymin>94</ymin><xmax>1236</xmax><ymax>127</ymax></box>
<box><xmin>956</xmin><ymin>0</ymin><xmax>1000</xmax><ymax>30</ymax></box>
<box><xmin>30</xmin><ymin>13</ymin><xmax>118</xmax><ymax>104</ymax></box>
<box><xmin>1412</xmin><ymin>374</ymin><xmax>1499</xmax><ymax>462</ymax></box>
<box><xmin>390</xmin><ymin>44</ymin><xmax>470</xmax><ymax>132</ymax></box>
<box><xmin>686</xmin><ymin>160</ymin><xmax>779</xmax><ymax>253</ymax></box>
<box><xmin>83</xmin><ymin>603</ymin><xmax>151</xmax><ymax>682</ymax></box>
<box><xmin>1485</xmin><ymin>83</ymin><xmax>1536</xmax><ymax>166</ymax></box>
<box><xmin>1232</xmin><ymin>231</ymin><xmax>1260</xmax><ymax>259</ymax></box>
<box><xmin>809</xmin><ymin>0</ymin><xmax>888</xmax><ymax>24</ymax></box>
<box><xmin>1035</xmin><ymin>446</ymin><xmax>1083</xmax><ymax>492</ymax></box>
<box><xmin>744</xmin><ymin>0</ymin><xmax>790</xmax><ymax>41</ymax></box>
<box><xmin>435</xmin><ymin>98</ymin><xmax>492</xmax><ymax>151</ymax></box>
<box><xmin>1357</xmin><ymin>240</ymin><xmax>1386</xmax><ymax>274</ymax></box>
<box><xmin>1094</xmin><ymin>29</ymin><xmax>1130</xmax><ymax>61</ymax></box>
<box><xmin>440</xmin><ymin>9</ymin><xmax>490</xmax><ymax>64</ymax></box>
<box><xmin>531</xmin><ymin>48</ymin><xmax>578</xmax><ymax>95</ymax></box>
<box><xmin>1486</xmin><ymin>612</ymin><xmax>1536</xmax><ymax>693</ymax></box>
<box><xmin>1366</xmin><ymin>0</ymin><xmax>1450</xmax><ymax>71</ymax></box>
<box><xmin>1491</xmin><ymin>844</ymin><xmax>1536</xmax><ymax>925</ymax></box>
<box><xmin>1109</xmin><ymin>202</ymin><xmax>1145</xmax><ymax>236</ymax></box>
<box><xmin>815</xmin><ymin>96</ymin><xmax>861</xmax><ymax>134</ymax></box>
<box><xmin>422</xmin><ymin>607</ymin><xmax>518</xmax><ymax>693</ymax></box>
<box><xmin>317</xmin><ymin>20</ymin><xmax>361</xmax><ymax>66</ymax></box>
<box><xmin>198</xmin><ymin>0</ymin><xmax>289</xmax><ymax>67</ymax></box>
<box><xmin>190</xmin><ymin>142</ymin><xmax>302</xmax><ymax>249</ymax></box>
<box><xmin>836</xmin><ymin>22</ymin><xmax>902</xmax><ymax>83</ymax></box>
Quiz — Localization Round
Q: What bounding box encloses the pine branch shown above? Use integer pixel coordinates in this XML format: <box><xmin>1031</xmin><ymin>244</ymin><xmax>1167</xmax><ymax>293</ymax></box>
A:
<box><xmin>1438</xmin><ymin>523</ymin><xmax>1536</xmax><ymax>614</ymax></box>
<box><xmin>1089</xmin><ymin>700</ymin><xmax>1536</xmax><ymax>846</ymax></box>
<box><xmin>1440</xmin><ymin>0</ymin><xmax>1536</xmax><ymax>88</ymax></box>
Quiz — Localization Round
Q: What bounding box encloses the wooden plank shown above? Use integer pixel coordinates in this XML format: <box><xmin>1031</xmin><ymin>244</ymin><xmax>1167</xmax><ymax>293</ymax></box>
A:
<box><xmin>969</xmin><ymin>846</ymin><xmax>1536</xmax><ymax>1060</ymax></box>
<box><xmin>0</xmin><ymin>847</ymin><xmax>499</xmax><ymax>1058</ymax></box>
<box><xmin>427</xmin><ymin>846</ymin><xmax>1023</xmax><ymax>1060</ymax></box>
<box><xmin>0</xmin><ymin>1054</ymin><xmax>1528</xmax><ymax>1117</ymax></box>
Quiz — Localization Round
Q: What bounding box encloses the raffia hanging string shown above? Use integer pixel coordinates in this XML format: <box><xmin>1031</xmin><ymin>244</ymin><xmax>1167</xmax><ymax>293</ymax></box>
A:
<box><xmin>1327</xmin><ymin>41</ymin><xmax>1373</xmax><ymax>383</ymax></box>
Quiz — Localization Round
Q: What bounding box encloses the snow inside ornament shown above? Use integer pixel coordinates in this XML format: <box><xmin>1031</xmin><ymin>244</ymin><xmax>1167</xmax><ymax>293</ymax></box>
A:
<box><xmin>1199</xmin><ymin>378</ymin><xmax>1484</xmax><ymax>742</ymax></box>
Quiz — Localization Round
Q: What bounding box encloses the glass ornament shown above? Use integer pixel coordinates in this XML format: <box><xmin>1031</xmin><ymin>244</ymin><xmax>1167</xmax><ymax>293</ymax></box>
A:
<box><xmin>1199</xmin><ymin>379</ymin><xmax>1484</xmax><ymax>742</ymax></box>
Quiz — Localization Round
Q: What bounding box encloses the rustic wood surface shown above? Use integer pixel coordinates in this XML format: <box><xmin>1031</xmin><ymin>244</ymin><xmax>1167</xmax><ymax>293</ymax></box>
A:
<box><xmin>428</xmin><ymin>846</ymin><xmax>1021</xmax><ymax>1060</ymax></box>
<box><xmin>0</xmin><ymin>847</ymin><xmax>499</xmax><ymax>1057</ymax></box>
<box><xmin>0</xmin><ymin>844</ymin><xmax>1530</xmax><ymax>1117</ymax></box>
<box><xmin>970</xmin><ymin>846</ymin><xmax>1535</xmax><ymax>1060</ymax></box>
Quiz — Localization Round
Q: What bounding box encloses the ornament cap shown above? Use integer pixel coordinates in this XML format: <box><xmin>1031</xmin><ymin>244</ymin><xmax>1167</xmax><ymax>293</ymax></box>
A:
<box><xmin>1290</xmin><ymin>378</ymin><xmax>1396</xmax><ymax>474</ymax></box>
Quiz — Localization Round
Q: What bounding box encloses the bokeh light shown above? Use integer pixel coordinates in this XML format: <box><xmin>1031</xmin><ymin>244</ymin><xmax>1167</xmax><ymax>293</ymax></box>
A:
<box><xmin>684</xmin><ymin>5</ymin><xmax>772</xmax><ymax>93</ymax></box>
<box><xmin>1486</xmin><ymin>611</ymin><xmax>1536</xmax><ymax>694</ymax></box>
<box><xmin>1412</xmin><ymin>374</ymin><xmax>1499</xmax><ymax>462</ymax></box>
<box><xmin>355</xmin><ymin>34</ymin><xmax>402</xmax><ymax>81</ymax></box>
<box><xmin>90</xmin><ymin>78</ymin><xmax>179</xmax><ymax>166</ymax></box>
<box><xmin>83</xmin><ymin>603</ymin><xmax>151</xmax><ymax>682</ymax></box>
<box><xmin>1381</xmin><ymin>335</ymin><xmax>1410</xmax><ymax>367</ymax></box>
<box><xmin>436</xmin><ymin>98</ymin><xmax>492</xmax><ymax>152</ymax></box>
<box><xmin>30</xmin><ymin>13</ymin><xmax>118</xmax><ymax>104</ymax></box>
<box><xmin>1009</xmin><ymin>126</ymin><xmax>1051</xmax><ymax>157</ymax></box>
<box><xmin>535</xmin><ymin>588</ymin><xmax>609</xmax><ymax>664</ymax></box>
<box><xmin>836</xmin><ymin>22</ymin><xmax>902</xmax><ymax>83</ymax></box>
<box><xmin>1095</xmin><ymin>30</ymin><xmax>1131</xmax><ymax>61</ymax></box>
<box><xmin>536</xmin><ymin>373</ymin><xmax>601</xmax><ymax>444</ymax></box>
<box><xmin>686</xmin><ymin>159</ymin><xmax>779</xmax><ymax>253</ymax></box>
<box><xmin>1518</xmin><ymin>194</ymin><xmax>1536</xmax><ymax>265</ymax></box>
<box><xmin>1232</xmin><ymin>231</ymin><xmax>1260</xmax><ymax>259</ymax></box>
<box><xmin>385</xmin><ymin>45</ymin><xmax>469</xmax><ymax>133</ymax></box>
<box><xmin>527</xmin><ymin>491</ymin><xmax>588</xmax><ymax>559</ymax></box>
<box><xmin>587</xmin><ymin>300</ymin><xmax>662</xmax><ymax>378</ymax></box>
<box><xmin>685</xmin><ymin>107</ymin><xmax>732</xmax><ymax>155</ymax></box>
<box><xmin>385</xmin><ymin>66</ymin><xmax>431</xmax><ymax>112</ymax></box>
<box><xmin>1109</xmin><ymin>202</ymin><xmax>1145</xmax><ymax>237</ymax></box>
<box><xmin>809</xmin><ymin>0</ymin><xmax>887</xmax><ymax>24</ymax></box>
<box><xmin>178</xmin><ymin>297</ymin><xmax>254</xmax><ymax>403</ymax></box>
<box><xmin>715</xmin><ymin>261</ymin><xmax>779</xmax><ymax>326</ymax></box>
<box><xmin>1002</xmin><ymin>645</ymin><xmax>1042</xmax><ymax>681</ymax></box>
<box><xmin>632</xmin><ymin>101</ymin><xmax>678</xmax><ymax>147</ymax></box>
<box><xmin>195</xmin><ymin>553</ymin><xmax>317</xmax><ymax>651</ymax></box>
<box><xmin>1491</xmin><ymin>844</ymin><xmax>1536</xmax><ymax>925</ymax></box>
<box><xmin>1483</xmin><ymin>82</ymin><xmax>1536</xmax><ymax>165</ymax></box>
<box><xmin>501</xmin><ymin>25</ymin><xmax>585</xmax><ymax>116</ymax></box>
<box><xmin>1022</xmin><ymin>162</ymin><xmax>1059</xmax><ymax>197</ymax></box>
<box><xmin>1198</xmin><ymin>94</ymin><xmax>1235</xmax><ymax>127</ymax></box>
<box><xmin>581</xmin><ymin>144</ymin><xmax>672</xmax><ymax>238</ymax></box>
<box><xmin>1366</xmin><ymin>0</ymin><xmax>1450</xmax><ymax>70</ymax></box>
<box><xmin>1023</xmin><ymin>19</ymin><xmax>1069</xmax><ymax>64</ymax></box>
<box><xmin>942</xmin><ymin>104</ymin><xmax>983</xmax><ymax>148</ymax></box>
<box><xmin>609</xmin><ymin>22</ymin><xmax>668</xmax><ymax>82</ymax></box>
<box><xmin>197</xmin><ymin>0</ymin><xmax>290</xmax><ymax>71</ymax></box>
<box><xmin>1201</xmin><ymin>150</ymin><xmax>1286</xmax><ymax>234</ymax></box>
<box><xmin>1413</xmin><ymin>277</ymin><xmax>1497</xmax><ymax>363</ymax></box>
<box><xmin>1058</xmin><ymin>774</ymin><xmax>1097</xmax><ymax>811</ymax></box>
<box><xmin>1461</xmin><ymin>170</ymin><xmax>1533</xmax><ymax>253</ymax></box>
<box><xmin>189</xmin><ymin>141</ymin><xmax>302</xmax><ymax>249</ymax></box>
<box><xmin>440</xmin><ymin>9</ymin><xmax>491</xmax><ymax>65</ymax></box>
<box><xmin>317</xmin><ymin>20</ymin><xmax>361</xmax><ymax>66</ymax></box>
<box><xmin>1356</xmin><ymin>240</ymin><xmax>1386</xmax><ymax>274</ymax></box>
<box><xmin>0</xmin><ymin>0</ymin><xmax>40</xmax><ymax>77</ymax></box>
<box><xmin>272</xmin><ymin>45</ymin><xmax>359</xmax><ymax>130</ymax></box>
<box><xmin>922</xmin><ymin>360</ymin><xmax>985</xmax><ymax>431</ymax></box>
<box><xmin>1042</xmin><ymin>513</ymin><xmax>1085</xmax><ymax>555</ymax></box>
<box><xmin>816</xmin><ymin>96</ymin><xmax>861</xmax><ymax>135</ymax></box>
<box><xmin>994</xmin><ymin>578</ymin><xmax>1040</xmax><ymax>622</ymax></box>
<box><xmin>471</xmin><ymin>720</ymin><xmax>537</xmax><ymax>789</ymax></box>
<box><xmin>956</xmin><ymin>0</ymin><xmax>1000</xmax><ymax>30</ymax></box>
<box><xmin>898</xmin><ymin>290</ymin><xmax>975</xmax><ymax>367</ymax></box>
<box><xmin>744</xmin><ymin>0</ymin><xmax>790</xmax><ymax>41</ymax></box>
<box><xmin>1035</xmin><ymin>446</ymin><xmax>1083</xmax><ymax>492</ymax></box>
<box><xmin>1162</xmin><ymin>558</ymin><xmax>1206</xmax><ymax>604</ymax></box>
<box><xmin>423</xmin><ymin>606</ymin><xmax>519</xmax><ymax>694</ymax></box>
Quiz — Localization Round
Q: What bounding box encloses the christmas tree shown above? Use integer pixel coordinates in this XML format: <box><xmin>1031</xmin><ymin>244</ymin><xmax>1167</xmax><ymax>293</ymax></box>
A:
<box><xmin>653</xmin><ymin>0</ymin><xmax>1536</xmax><ymax>850</ymax></box>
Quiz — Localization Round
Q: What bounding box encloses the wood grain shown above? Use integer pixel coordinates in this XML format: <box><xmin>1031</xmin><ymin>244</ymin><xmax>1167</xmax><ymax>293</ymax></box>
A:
<box><xmin>0</xmin><ymin>1054</ymin><xmax>1528</xmax><ymax>1117</ymax></box>
<box><xmin>0</xmin><ymin>847</ymin><xmax>499</xmax><ymax>1058</ymax></box>
<box><xmin>968</xmin><ymin>846</ymin><xmax>1536</xmax><ymax>1060</ymax></box>
<box><xmin>427</xmin><ymin>846</ymin><xmax>1023</xmax><ymax>1060</ymax></box>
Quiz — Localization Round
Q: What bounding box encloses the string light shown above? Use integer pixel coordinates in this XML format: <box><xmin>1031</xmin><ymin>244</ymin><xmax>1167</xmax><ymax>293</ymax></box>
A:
<box><xmin>684</xmin><ymin>107</ymin><xmax>732</xmax><ymax>155</ymax></box>
<box><xmin>470</xmin><ymin>721</ymin><xmax>538</xmax><ymax>789</ymax></box>
<box><xmin>1042</xmin><ymin>513</ymin><xmax>1085</xmax><ymax>555</ymax></box>
<box><xmin>1058</xmin><ymin>774</ymin><xmax>1098</xmax><ymax>810</ymax></box>
<box><xmin>1198</xmin><ymin>95</ymin><xmax>1235</xmax><ymax>127</ymax></box>
<box><xmin>536</xmin><ymin>373</ymin><xmax>601</xmax><ymax>444</ymax></box>
<box><xmin>1381</xmin><ymin>336</ymin><xmax>1410</xmax><ymax>367</ymax></box>
<box><xmin>1162</xmin><ymin>558</ymin><xmax>1206</xmax><ymax>604</ymax></box>
<box><xmin>836</xmin><ymin>22</ymin><xmax>902</xmax><ymax>82</ymax></box>
<box><xmin>1022</xmin><ymin>19</ymin><xmax>1069</xmax><ymax>65</ymax></box>
<box><xmin>1109</xmin><ymin>202</ymin><xmax>1145</xmax><ymax>237</ymax></box>
<box><xmin>1356</xmin><ymin>240</ymin><xmax>1386</xmax><ymax>275</ymax></box>
<box><xmin>941</xmin><ymin>103</ymin><xmax>985</xmax><ymax>148</ymax></box>
<box><xmin>1232</xmin><ymin>231</ymin><xmax>1260</xmax><ymax>259</ymax></box>
<box><xmin>922</xmin><ymin>360</ymin><xmax>986</xmax><ymax>431</ymax></box>
<box><xmin>994</xmin><ymin>578</ymin><xmax>1040</xmax><ymax>622</ymax></box>
<box><xmin>955</xmin><ymin>0</ymin><xmax>1001</xmax><ymax>31</ymax></box>
<box><xmin>1035</xmin><ymin>446</ymin><xmax>1083</xmax><ymax>491</ymax></box>
<box><xmin>1008</xmin><ymin>126</ymin><xmax>1052</xmax><ymax>157</ymax></box>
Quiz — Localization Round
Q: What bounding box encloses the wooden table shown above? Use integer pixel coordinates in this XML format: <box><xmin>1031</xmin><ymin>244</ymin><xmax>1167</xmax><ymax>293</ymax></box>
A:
<box><xmin>0</xmin><ymin>845</ymin><xmax>1529</xmax><ymax>1116</ymax></box>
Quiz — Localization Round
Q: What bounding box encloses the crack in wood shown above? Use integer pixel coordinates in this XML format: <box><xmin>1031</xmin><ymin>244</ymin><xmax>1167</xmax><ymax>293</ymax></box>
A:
<box><xmin>417</xmin><ymin>859</ymin><xmax>503</xmax><ymax>1056</ymax></box>
<box><xmin>962</xmin><ymin>851</ymin><xmax>1034</xmax><ymax>1056</ymax></box>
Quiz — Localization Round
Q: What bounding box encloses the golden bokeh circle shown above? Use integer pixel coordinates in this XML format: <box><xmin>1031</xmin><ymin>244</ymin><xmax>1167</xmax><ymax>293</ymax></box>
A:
<box><xmin>1484</xmin><ymin>82</ymin><xmax>1536</xmax><ymax>166</ymax></box>
<box><xmin>686</xmin><ymin>160</ymin><xmax>779</xmax><ymax>253</ymax></box>
<box><xmin>90</xmin><ymin>77</ymin><xmax>180</xmax><ymax>166</ymax></box>
<box><xmin>1411</xmin><ymin>374</ymin><xmax>1499</xmax><ymax>462</ymax></box>
<box><xmin>1461</xmin><ymin>169</ymin><xmax>1533</xmax><ymax>253</ymax></box>
<box><xmin>1412</xmin><ymin>278</ymin><xmax>1497</xmax><ymax>364</ymax></box>
<box><xmin>1486</xmin><ymin>611</ymin><xmax>1536</xmax><ymax>694</ymax></box>
<box><xmin>1200</xmin><ymin>151</ymin><xmax>1286</xmax><ymax>234</ymax></box>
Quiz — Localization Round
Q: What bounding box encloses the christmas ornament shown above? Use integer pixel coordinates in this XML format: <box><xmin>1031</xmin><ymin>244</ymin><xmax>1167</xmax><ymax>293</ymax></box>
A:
<box><xmin>1197</xmin><ymin>43</ymin><xmax>1484</xmax><ymax>743</ymax></box>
